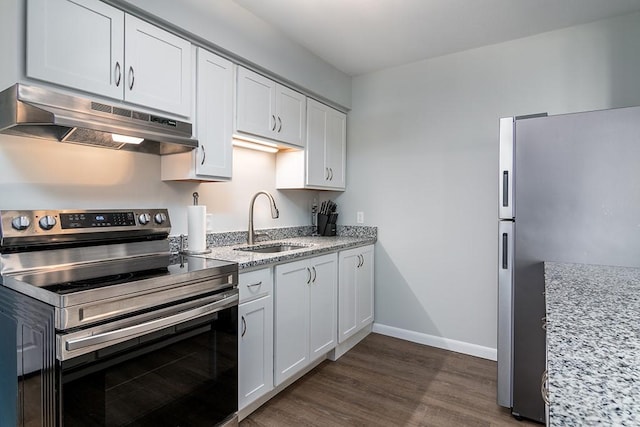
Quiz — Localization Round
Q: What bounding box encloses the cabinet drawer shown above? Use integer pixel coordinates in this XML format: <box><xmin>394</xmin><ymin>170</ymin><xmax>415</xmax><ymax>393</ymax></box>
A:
<box><xmin>239</xmin><ymin>268</ymin><xmax>272</xmax><ymax>302</ymax></box>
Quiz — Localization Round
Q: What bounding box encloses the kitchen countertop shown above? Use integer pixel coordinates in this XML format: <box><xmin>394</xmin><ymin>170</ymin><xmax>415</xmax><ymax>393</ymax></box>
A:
<box><xmin>176</xmin><ymin>225</ymin><xmax>376</xmax><ymax>270</ymax></box>
<box><xmin>198</xmin><ymin>236</ymin><xmax>375</xmax><ymax>269</ymax></box>
<box><xmin>544</xmin><ymin>262</ymin><xmax>640</xmax><ymax>426</ymax></box>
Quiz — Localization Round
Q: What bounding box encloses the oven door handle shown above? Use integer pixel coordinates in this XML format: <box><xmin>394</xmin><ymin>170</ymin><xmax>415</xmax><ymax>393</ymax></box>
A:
<box><xmin>64</xmin><ymin>292</ymin><xmax>238</xmax><ymax>352</ymax></box>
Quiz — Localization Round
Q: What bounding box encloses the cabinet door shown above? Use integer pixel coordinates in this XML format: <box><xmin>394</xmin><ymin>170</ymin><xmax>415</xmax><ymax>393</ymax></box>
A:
<box><xmin>238</xmin><ymin>295</ymin><xmax>273</xmax><ymax>410</ymax></box>
<box><xmin>195</xmin><ymin>49</ymin><xmax>233</xmax><ymax>179</ymax></box>
<box><xmin>275</xmin><ymin>85</ymin><xmax>306</xmax><ymax>147</ymax></box>
<box><xmin>274</xmin><ymin>259</ymin><xmax>310</xmax><ymax>386</ymax></box>
<box><xmin>338</xmin><ymin>250</ymin><xmax>359</xmax><ymax>343</ymax></box>
<box><xmin>356</xmin><ymin>246</ymin><xmax>375</xmax><ymax>327</ymax></box>
<box><xmin>236</xmin><ymin>67</ymin><xmax>276</xmax><ymax>139</ymax></box>
<box><xmin>27</xmin><ymin>0</ymin><xmax>124</xmax><ymax>99</ymax></box>
<box><xmin>309</xmin><ymin>254</ymin><xmax>337</xmax><ymax>359</ymax></box>
<box><xmin>124</xmin><ymin>14</ymin><xmax>191</xmax><ymax>117</ymax></box>
<box><xmin>305</xmin><ymin>99</ymin><xmax>346</xmax><ymax>190</ymax></box>
<box><xmin>325</xmin><ymin>108</ymin><xmax>347</xmax><ymax>189</ymax></box>
<box><xmin>306</xmin><ymin>98</ymin><xmax>328</xmax><ymax>186</ymax></box>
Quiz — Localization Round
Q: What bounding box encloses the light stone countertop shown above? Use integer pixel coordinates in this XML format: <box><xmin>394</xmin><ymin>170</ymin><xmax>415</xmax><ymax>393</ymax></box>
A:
<box><xmin>544</xmin><ymin>262</ymin><xmax>640</xmax><ymax>426</ymax></box>
<box><xmin>196</xmin><ymin>235</ymin><xmax>375</xmax><ymax>270</ymax></box>
<box><xmin>170</xmin><ymin>225</ymin><xmax>377</xmax><ymax>270</ymax></box>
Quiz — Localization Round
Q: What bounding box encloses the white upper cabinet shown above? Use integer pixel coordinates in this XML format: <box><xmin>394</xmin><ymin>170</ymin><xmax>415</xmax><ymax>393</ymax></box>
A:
<box><xmin>276</xmin><ymin>98</ymin><xmax>346</xmax><ymax>190</ymax></box>
<box><xmin>27</xmin><ymin>0</ymin><xmax>125</xmax><ymax>99</ymax></box>
<box><xmin>236</xmin><ymin>67</ymin><xmax>305</xmax><ymax>147</ymax></box>
<box><xmin>307</xmin><ymin>98</ymin><xmax>346</xmax><ymax>189</ymax></box>
<box><xmin>275</xmin><ymin>84</ymin><xmax>306</xmax><ymax>146</ymax></box>
<box><xmin>26</xmin><ymin>0</ymin><xmax>192</xmax><ymax>117</ymax></box>
<box><xmin>162</xmin><ymin>48</ymin><xmax>233</xmax><ymax>181</ymax></box>
<box><xmin>236</xmin><ymin>68</ymin><xmax>276</xmax><ymax>139</ymax></box>
<box><xmin>124</xmin><ymin>15</ymin><xmax>192</xmax><ymax>117</ymax></box>
<box><xmin>194</xmin><ymin>50</ymin><xmax>233</xmax><ymax>178</ymax></box>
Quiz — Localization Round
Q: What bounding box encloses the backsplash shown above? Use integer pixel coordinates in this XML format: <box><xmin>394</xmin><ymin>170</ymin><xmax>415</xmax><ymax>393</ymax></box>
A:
<box><xmin>169</xmin><ymin>225</ymin><xmax>377</xmax><ymax>253</ymax></box>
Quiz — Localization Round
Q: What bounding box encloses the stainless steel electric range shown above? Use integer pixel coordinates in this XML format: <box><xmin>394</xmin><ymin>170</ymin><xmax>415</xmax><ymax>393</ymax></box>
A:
<box><xmin>0</xmin><ymin>209</ymin><xmax>239</xmax><ymax>427</ymax></box>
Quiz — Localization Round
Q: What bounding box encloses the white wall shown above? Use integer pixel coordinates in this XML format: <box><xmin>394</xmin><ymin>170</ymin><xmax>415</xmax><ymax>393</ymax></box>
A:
<box><xmin>337</xmin><ymin>11</ymin><xmax>640</xmax><ymax>358</ymax></box>
<box><xmin>0</xmin><ymin>134</ymin><xmax>315</xmax><ymax>236</ymax></box>
<box><xmin>115</xmin><ymin>0</ymin><xmax>352</xmax><ymax>109</ymax></box>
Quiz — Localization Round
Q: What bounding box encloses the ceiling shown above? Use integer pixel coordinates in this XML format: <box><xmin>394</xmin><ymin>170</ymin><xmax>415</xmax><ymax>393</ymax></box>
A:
<box><xmin>231</xmin><ymin>0</ymin><xmax>640</xmax><ymax>76</ymax></box>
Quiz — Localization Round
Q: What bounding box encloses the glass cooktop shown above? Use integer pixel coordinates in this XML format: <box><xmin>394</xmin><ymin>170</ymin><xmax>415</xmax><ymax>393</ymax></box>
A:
<box><xmin>10</xmin><ymin>254</ymin><xmax>235</xmax><ymax>296</ymax></box>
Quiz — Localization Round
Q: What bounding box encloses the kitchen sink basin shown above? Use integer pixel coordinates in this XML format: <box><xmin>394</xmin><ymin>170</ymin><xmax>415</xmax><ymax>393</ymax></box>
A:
<box><xmin>235</xmin><ymin>243</ymin><xmax>308</xmax><ymax>254</ymax></box>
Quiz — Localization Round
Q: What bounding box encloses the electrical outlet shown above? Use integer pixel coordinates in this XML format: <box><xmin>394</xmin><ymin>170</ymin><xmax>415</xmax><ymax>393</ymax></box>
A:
<box><xmin>356</xmin><ymin>211</ymin><xmax>364</xmax><ymax>224</ymax></box>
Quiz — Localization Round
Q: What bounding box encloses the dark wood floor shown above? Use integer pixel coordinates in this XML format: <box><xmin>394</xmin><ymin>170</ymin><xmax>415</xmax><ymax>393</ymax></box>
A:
<box><xmin>241</xmin><ymin>333</ymin><xmax>539</xmax><ymax>427</ymax></box>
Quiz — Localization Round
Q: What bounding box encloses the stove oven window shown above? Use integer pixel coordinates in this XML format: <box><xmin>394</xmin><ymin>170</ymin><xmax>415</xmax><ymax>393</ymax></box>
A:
<box><xmin>58</xmin><ymin>307</ymin><xmax>238</xmax><ymax>425</ymax></box>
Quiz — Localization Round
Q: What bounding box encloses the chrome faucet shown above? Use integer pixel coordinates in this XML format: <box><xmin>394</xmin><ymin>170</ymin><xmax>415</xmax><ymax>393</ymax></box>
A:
<box><xmin>247</xmin><ymin>191</ymin><xmax>279</xmax><ymax>245</ymax></box>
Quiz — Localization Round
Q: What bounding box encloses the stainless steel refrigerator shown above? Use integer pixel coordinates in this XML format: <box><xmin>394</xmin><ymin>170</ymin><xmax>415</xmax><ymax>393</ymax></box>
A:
<box><xmin>497</xmin><ymin>106</ymin><xmax>640</xmax><ymax>422</ymax></box>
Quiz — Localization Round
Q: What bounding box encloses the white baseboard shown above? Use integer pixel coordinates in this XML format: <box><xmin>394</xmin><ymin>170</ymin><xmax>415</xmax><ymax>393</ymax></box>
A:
<box><xmin>372</xmin><ymin>323</ymin><xmax>497</xmax><ymax>361</ymax></box>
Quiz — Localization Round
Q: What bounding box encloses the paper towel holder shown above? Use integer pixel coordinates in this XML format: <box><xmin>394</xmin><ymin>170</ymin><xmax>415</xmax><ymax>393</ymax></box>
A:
<box><xmin>180</xmin><ymin>192</ymin><xmax>213</xmax><ymax>255</ymax></box>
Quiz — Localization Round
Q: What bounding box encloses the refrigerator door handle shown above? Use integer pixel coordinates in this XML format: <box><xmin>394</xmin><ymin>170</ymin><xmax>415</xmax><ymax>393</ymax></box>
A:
<box><xmin>497</xmin><ymin>220</ymin><xmax>514</xmax><ymax>408</ymax></box>
<box><xmin>502</xmin><ymin>171</ymin><xmax>509</xmax><ymax>208</ymax></box>
<box><xmin>499</xmin><ymin>117</ymin><xmax>515</xmax><ymax>219</ymax></box>
<box><xmin>502</xmin><ymin>232</ymin><xmax>509</xmax><ymax>269</ymax></box>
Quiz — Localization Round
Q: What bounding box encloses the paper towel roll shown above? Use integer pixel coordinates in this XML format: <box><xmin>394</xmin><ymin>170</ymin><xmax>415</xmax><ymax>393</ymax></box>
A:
<box><xmin>187</xmin><ymin>205</ymin><xmax>207</xmax><ymax>252</ymax></box>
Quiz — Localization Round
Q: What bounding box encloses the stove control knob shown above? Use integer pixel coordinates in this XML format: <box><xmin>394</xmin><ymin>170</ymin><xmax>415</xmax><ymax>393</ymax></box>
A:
<box><xmin>138</xmin><ymin>213</ymin><xmax>151</xmax><ymax>225</ymax></box>
<box><xmin>38</xmin><ymin>215</ymin><xmax>57</xmax><ymax>230</ymax></box>
<box><xmin>154</xmin><ymin>213</ymin><xmax>167</xmax><ymax>225</ymax></box>
<box><xmin>11</xmin><ymin>216</ymin><xmax>31</xmax><ymax>231</ymax></box>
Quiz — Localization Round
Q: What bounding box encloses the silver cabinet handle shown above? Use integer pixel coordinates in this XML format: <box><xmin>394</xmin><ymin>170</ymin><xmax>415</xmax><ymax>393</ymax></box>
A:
<box><xmin>325</xmin><ymin>168</ymin><xmax>330</xmax><ymax>180</ymax></box>
<box><xmin>277</xmin><ymin>116</ymin><xmax>282</xmax><ymax>132</ymax></box>
<box><xmin>312</xmin><ymin>266</ymin><xmax>317</xmax><ymax>283</ymax></box>
<box><xmin>356</xmin><ymin>255</ymin><xmax>361</xmax><ymax>268</ymax></box>
<box><xmin>271</xmin><ymin>115</ymin><xmax>277</xmax><ymax>131</ymax></box>
<box><xmin>541</xmin><ymin>370</ymin><xmax>549</xmax><ymax>405</ymax></box>
<box><xmin>329</xmin><ymin>168</ymin><xmax>334</xmax><ymax>181</ymax></box>
<box><xmin>306</xmin><ymin>267</ymin><xmax>312</xmax><ymax>284</ymax></box>
<box><xmin>128</xmin><ymin>66</ymin><xmax>135</xmax><ymax>90</ymax></box>
<box><xmin>247</xmin><ymin>281</ymin><xmax>263</xmax><ymax>288</ymax></box>
<box><xmin>241</xmin><ymin>315</ymin><xmax>247</xmax><ymax>337</ymax></box>
<box><xmin>359</xmin><ymin>254</ymin><xmax>365</xmax><ymax>268</ymax></box>
<box><xmin>65</xmin><ymin>292</ymin><xmax>238</xmax><ymax>351</ymax></box>
<box><xmin>115</xmin><ymin>61</ymin><xmax>121</xmax><ymax>87</ymax></box>
<box><xmin>201</xmin><ymin>145</ymin><xmax>206</xmax><ymax>165</ymax></box>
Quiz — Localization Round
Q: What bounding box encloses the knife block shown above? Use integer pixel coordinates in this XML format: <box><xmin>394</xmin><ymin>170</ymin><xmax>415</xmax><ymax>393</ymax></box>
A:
<box><xmin>317</xmin><ymin>213</ymin><xmax>337</xmax><ymax>236</ymax></box>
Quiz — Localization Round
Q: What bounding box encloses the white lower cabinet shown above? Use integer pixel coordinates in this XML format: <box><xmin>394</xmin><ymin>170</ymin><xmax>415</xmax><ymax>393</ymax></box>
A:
<box><xmin>274</xmin><ymin>253</ymin><xmax>337</xmax><ymax>386</ymax></box>
<box><xmin>338</xmin><ymin>245</ymin><xmax>374</xmax><ymax>343</ymax></box>
<box><xmin>238</xmin><ymin>268</ymin><xmax>273</xmax><ymax>410</ymax></box>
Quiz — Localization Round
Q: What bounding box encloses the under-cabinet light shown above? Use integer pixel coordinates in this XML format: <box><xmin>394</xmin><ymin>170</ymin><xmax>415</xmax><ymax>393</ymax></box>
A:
<box><xmin>112</xmin><ymin>134</ymin><xmax>144</xmax><ymax>144</ymax></box>
<box><xmin>232</xmin><ymin>138</ymin><xmax>279</xmax><ymax>153</ymax></box>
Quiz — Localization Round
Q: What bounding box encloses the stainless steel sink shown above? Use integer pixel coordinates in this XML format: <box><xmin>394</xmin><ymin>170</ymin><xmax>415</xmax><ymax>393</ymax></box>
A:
<box><xmin>235</xmin><ymin>243</ymin><xmax>308</xmax><ymax>254</ymax></box>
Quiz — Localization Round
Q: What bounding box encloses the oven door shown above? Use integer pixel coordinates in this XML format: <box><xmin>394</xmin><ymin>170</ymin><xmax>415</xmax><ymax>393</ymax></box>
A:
<box><xmin>56</xmin><ymin>289</ymin><xmax>238</xmax><ymax>426</ymax></box>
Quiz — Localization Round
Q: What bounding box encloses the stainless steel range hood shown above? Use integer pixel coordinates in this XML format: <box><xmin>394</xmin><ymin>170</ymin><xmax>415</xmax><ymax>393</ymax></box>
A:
<box><xmin>0</xmin><ymin>84</ymin><xmax>197</xmax><ymax>155</ymax></box>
